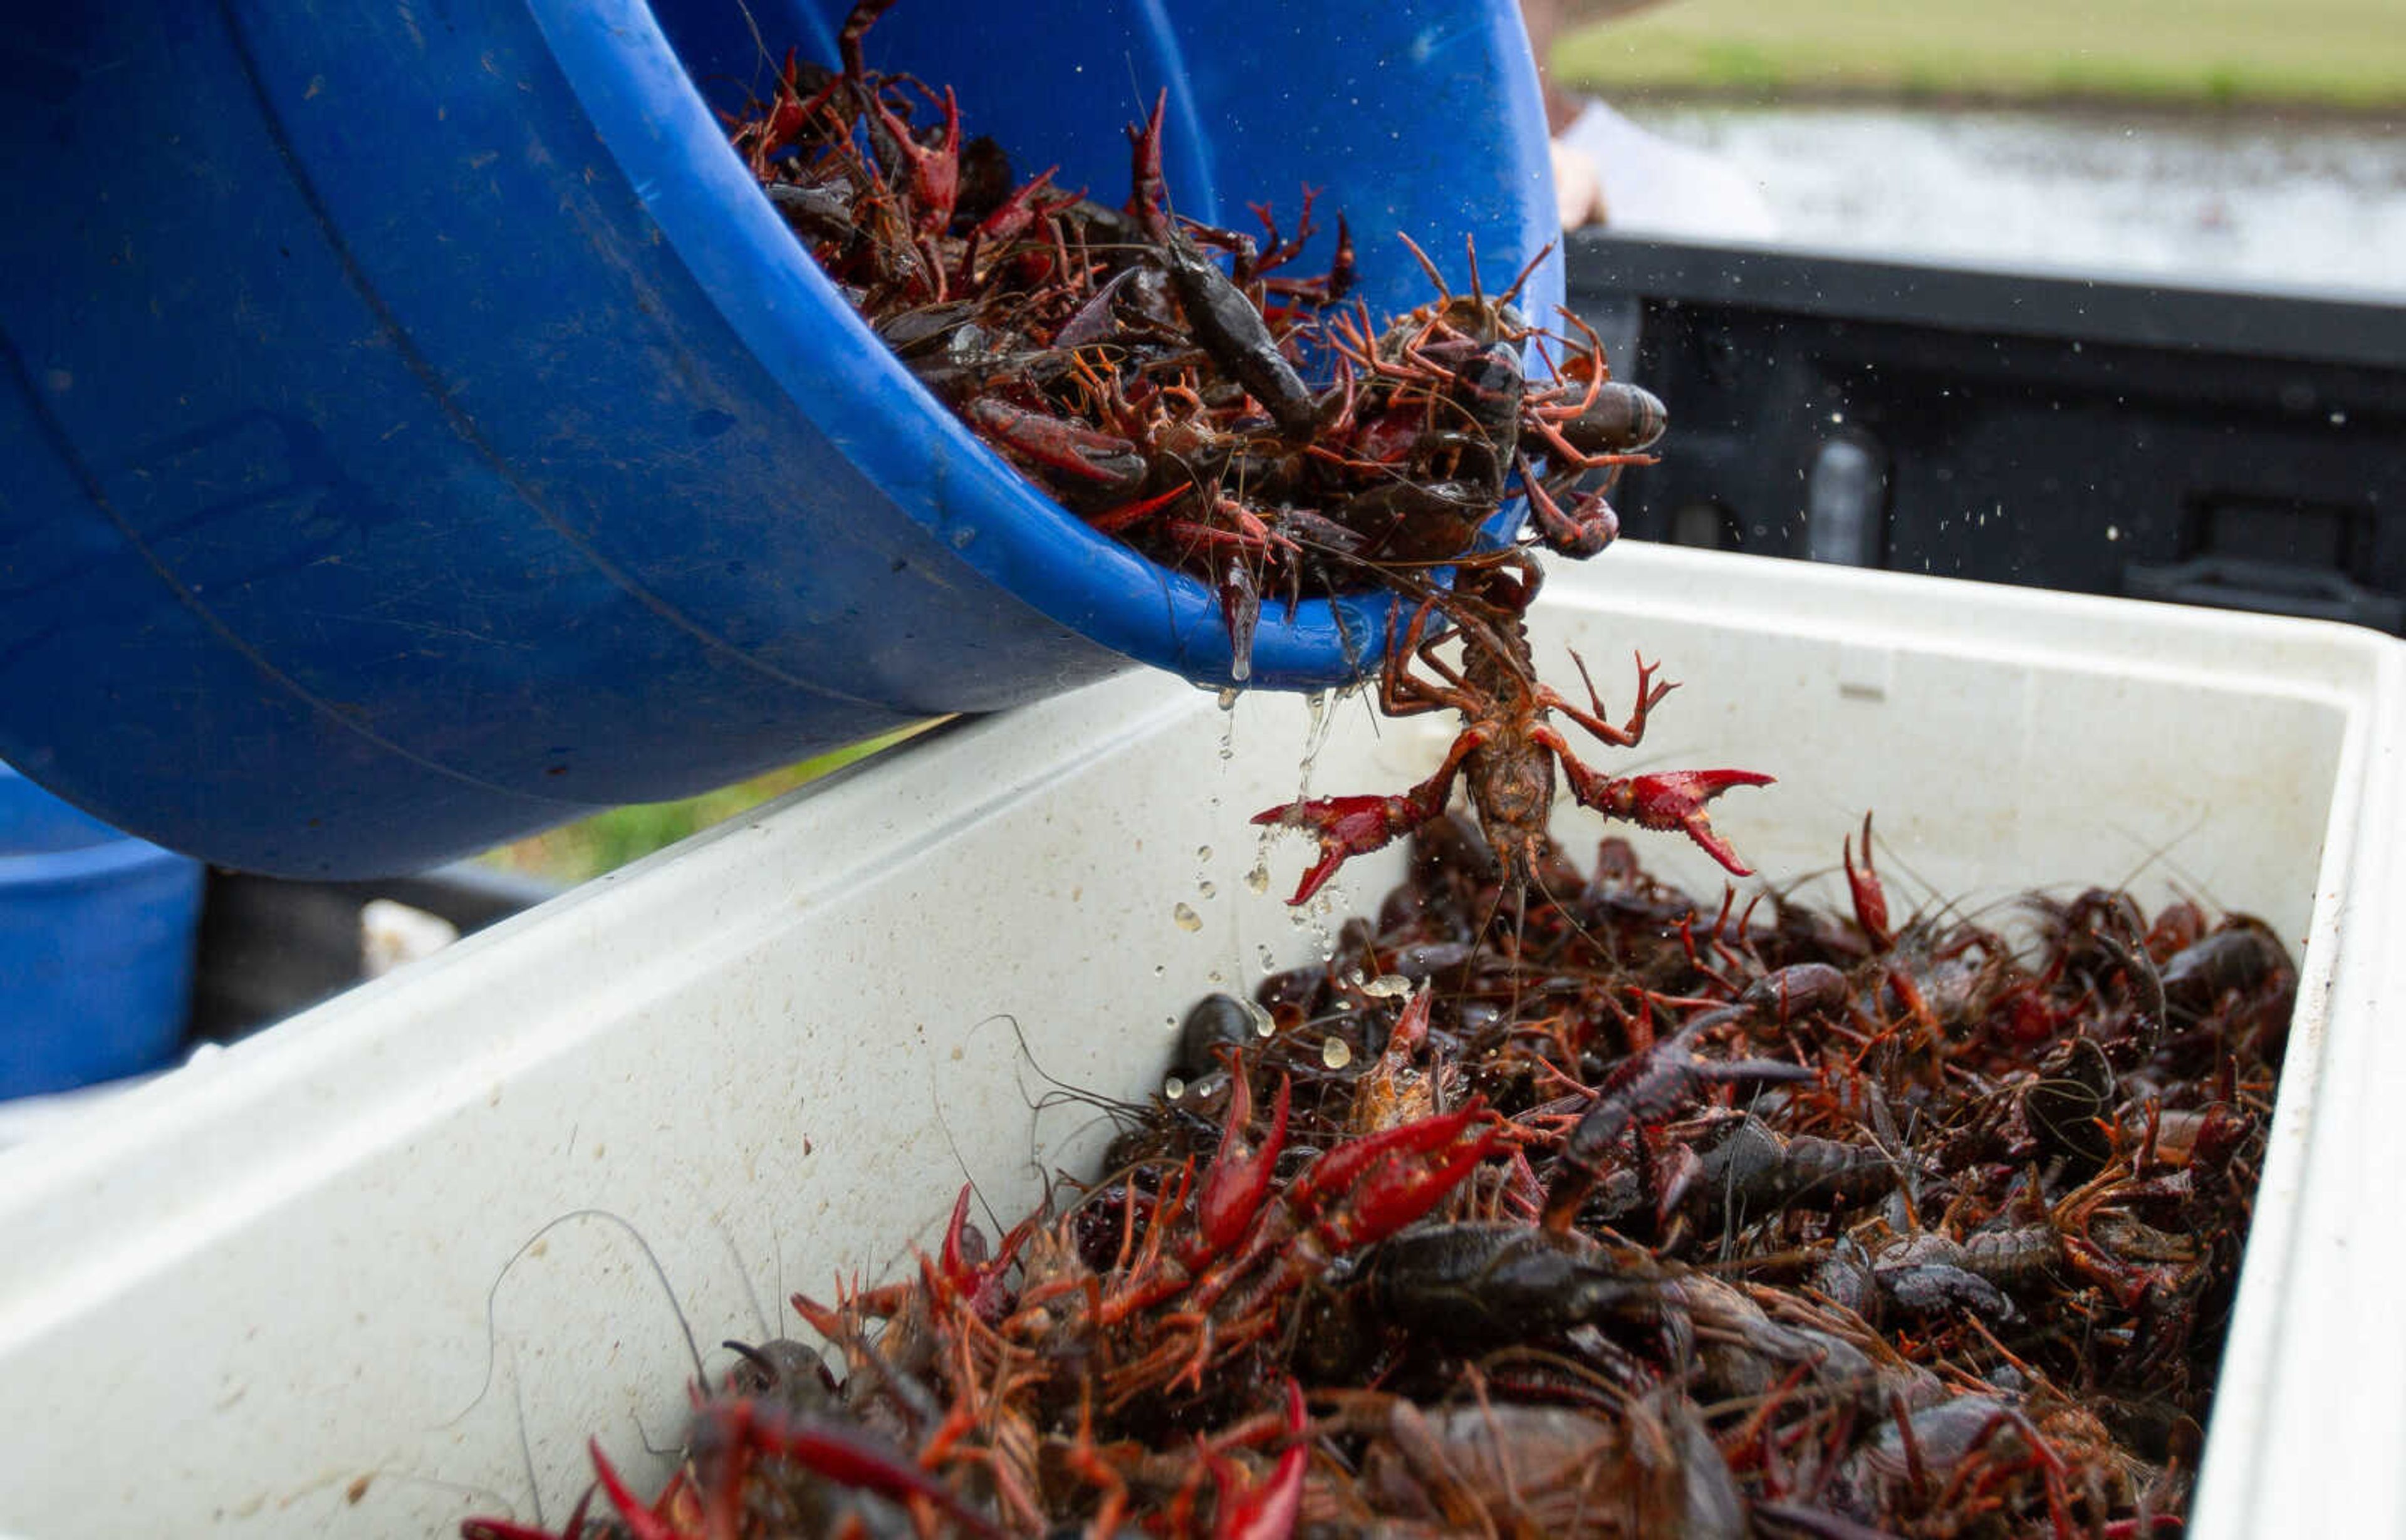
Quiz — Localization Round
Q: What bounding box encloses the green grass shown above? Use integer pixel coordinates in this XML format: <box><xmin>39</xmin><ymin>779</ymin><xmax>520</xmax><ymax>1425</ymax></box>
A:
<box><xmin>1555</xmin><ymin>0</ymin><xmax>2406</xmax><ymax>109</ymax></box>
<box><xmin>479</xmin><ymin>724</ymin><xmax>938</xmax><ymax>885</ymax></box>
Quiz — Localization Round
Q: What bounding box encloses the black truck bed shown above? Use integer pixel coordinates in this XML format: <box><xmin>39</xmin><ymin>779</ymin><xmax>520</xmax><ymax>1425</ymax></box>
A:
<box><xmin>1568</xmin><ymin>232</ymin><xmax>2406</xmax><ymax>632</ymax></box>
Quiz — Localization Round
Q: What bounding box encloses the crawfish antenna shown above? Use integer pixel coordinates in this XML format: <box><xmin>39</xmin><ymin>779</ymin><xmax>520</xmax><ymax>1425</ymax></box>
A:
<box><xmin>2108</xmin><ymin>804</ymin><xmax>2217</xmax><ymax>912</ymax></box>
<box><xmin>1497</xmin><ymin>241</ymin><xmax>1557</xmax><ymax>311</ymax></box>
<box><xmin>976</xmin><ymin>1009</ymin><xmax>1159</xmax><ymax>1144</ymax></box>
<box><xmin>734</xmin><ymin>0</ymin><xmax>774</xmax><ymax>90</ymax></box>
<box><xmin>1502</xmin><ymin>877</ymin><xmax>1531</xmax><ymax>1025</ymax></box>
<box><xmin>1532</xmin><ymin>860</ymin><xmax>1624</xmax><ymax>978</ymax></box>
<box><xmin>454</xmin><ymin>1208</ymin><xmax>712</xmax><ymax>1449</ymax></box>
<box><xmin>1393</xmin><ymin>231</ymin><xmax>1450</xmax><ymax>298</ymax></box>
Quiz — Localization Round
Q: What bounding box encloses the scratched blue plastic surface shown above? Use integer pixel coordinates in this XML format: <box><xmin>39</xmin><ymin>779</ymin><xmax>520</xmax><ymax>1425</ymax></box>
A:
<box><xmin>0</xmin><ymin>1</ymin><xmax>1558</xmax><ymax>876</ymax></box>
<box><xmin>0</xmin><ymin>762</ymin><xmax>201</xmax><ymax>1097</ymax></box>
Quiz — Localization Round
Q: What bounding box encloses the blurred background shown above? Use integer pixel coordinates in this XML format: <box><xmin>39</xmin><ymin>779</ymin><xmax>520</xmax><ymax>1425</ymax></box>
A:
<box><xmin>1548</xmin><ymin>0</ymin><xmax>2405</xmax><ymax>291</ymax></box>
<box><xmin>481</xmin><ymin>731</ymin><xmax>919</xmax><ymax>885</ymax></box>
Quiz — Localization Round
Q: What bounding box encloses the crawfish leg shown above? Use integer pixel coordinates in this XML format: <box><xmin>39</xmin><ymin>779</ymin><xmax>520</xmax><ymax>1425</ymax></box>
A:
<box><xmin>835</xmin><ymin>0</ymin><xmax>895</xmax><ymax>81</ymax></box>
<box><xmin>1519</xmin><ymin>462</ymin><xmax>1622</xmax><ymax>561</ymax></box>
<box><xmin>1523</xmin><ymin>407</ymin><xmax>1662</xmax><ymax>473</ymax></box>
<box><xmin>1549</xmin><ymin>648</ymin><xmax>1675</xmax><ymax>749</ymax></box>
<box><xmin>1379</xmin><ymin>595</ymin><xmax>1478</xmax><ymax>718</ymax></box>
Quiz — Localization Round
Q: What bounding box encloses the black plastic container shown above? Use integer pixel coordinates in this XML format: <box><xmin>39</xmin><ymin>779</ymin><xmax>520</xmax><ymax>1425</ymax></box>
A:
<box><xmin>1568</xmin><ymin>233</ymin><xmax>2406</xmax><ymax>633</ymax></box>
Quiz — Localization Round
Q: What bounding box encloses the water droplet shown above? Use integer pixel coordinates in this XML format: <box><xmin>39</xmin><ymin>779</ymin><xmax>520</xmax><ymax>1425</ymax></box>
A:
<box><xmin>1292</xmin><ymin>689</ymin><xmax>1343</xmax><ymax>787</ymax></box>
<box><xmin>1245</xmin><ymin>999</ymin><xmax>1276</xmax><ymax>1038</ymax></box>
<box><xmin>1207</xmin><ymin>969</ymin><xmax>1225</xmax><ymax>985</ymax></box>
<box><xmin>2105</xmin><ymin>524</ymin><xmax>2120</xmax><ymax>543</ymax></box>
<box><xmin>1164</xmin><ymin>1076</ymin><xmax>1187</xmax><ymax>1101</ymax></box>
<box><xmin>1154</xmin><ymin>963</ymin><xmax>1166</xmax><ymax>977</ymax></box>
<box><xmin>2331</xmin><ymin>409</ymin><xmax>2350</xmax><ymax>425</ymax></box>
<box><xmin>1360</xmin><ymin>973</ymin><xmax>1413</xmax><ymax>999</ymax></box>
<box><xmin>1258</xmin><ymin>945</ymin><xmax>1278</xmax><ymax>973</ymax></box>
<box><xmin>1197</xmin><ymin>880</ymin><xmax>1216</xmax><ymax>899</ymax></box>
<box><xmin>1321</xmin><ymin>1038</ymin><xmax>1353</xmax><ymax>1069</ymax></box>
<box><xmin>1196</xmin><ymin>845</ymin><xmax>1212</xmax><ymax>861</ymax></box>
<box><xmin>1217</xmin><ymin>687</ymin><xmax>1241</xmax><ymax>711</ymax></box>
<box><xmin>1172</xmin><ymin>903</ymin><xmax>1202</xmax><ymax>932</ymax></box>
<box><xmin>1244</xmin><ymin>860</ymin><xmax>1271</xmax><ymax>895</ymax></box>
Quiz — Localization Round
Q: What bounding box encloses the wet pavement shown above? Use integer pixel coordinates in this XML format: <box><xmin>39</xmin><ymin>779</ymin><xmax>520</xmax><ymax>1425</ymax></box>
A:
<box><xmin>1625</xmin><ymin>103</ymin><xmax>2406</xmax><ymax>298</ymax></box>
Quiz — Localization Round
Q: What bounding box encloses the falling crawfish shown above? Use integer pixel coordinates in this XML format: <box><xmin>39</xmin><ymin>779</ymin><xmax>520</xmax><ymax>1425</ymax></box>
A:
<box><xmin>1255</xmin><ymin>554</ymin><xmax>1771</xmax><ymax>907</ymax></box>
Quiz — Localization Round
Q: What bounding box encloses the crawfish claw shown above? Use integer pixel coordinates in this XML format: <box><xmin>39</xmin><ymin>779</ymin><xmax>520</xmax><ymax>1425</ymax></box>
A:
<box><xmin>1301</xmin><ymin>1103</ymin><xmax>1500</xmax><ymax>1248</ymax></box>
<box><xmin>1569</xmin><ymin>767</ymin><xmax>1774</xmax><ymax>877</ymax></box>
<box><xmin>1198</xmin><ymin>1071</ymin><xmax>1291</xmax><ymax>1254</ymax></box>
<box><xmin>1252</xmin><ymin>792</ymin><xmax>1430</xmax><ymax>905</ymax></box>
<box><xmin>1845</xmin><ymin>810</ymin><xmax>1895</xmax><ymax>949</ymax></box>
<box><xmin>1210</xmin><ymin>1380</ymin><xmax>1309</xmax><ymax>1540</ymax></box>
<box><xmin>587</xmin><ymin>1440</ymin><xmax>679</xmax><ymax>1540</ymax></box>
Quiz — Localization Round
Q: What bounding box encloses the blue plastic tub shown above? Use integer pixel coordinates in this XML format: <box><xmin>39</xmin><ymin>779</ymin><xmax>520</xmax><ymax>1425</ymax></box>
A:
<box><xmin>0</xmin><ymin>1</ymin><xmax>1558</xmax><ymax>877</ymax></box>
<box><xmin>0</xmin><ymin>762</ymin><xmax>204</xmax><ymax>1098</ymax></box>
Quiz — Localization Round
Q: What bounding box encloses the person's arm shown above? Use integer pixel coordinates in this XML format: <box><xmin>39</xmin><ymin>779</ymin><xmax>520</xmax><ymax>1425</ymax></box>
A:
<box><xmin>1549</xmin><ymin>137</ymin><xmax>1608</xmax><ymax>229</ymax></box>
<box><xmin>1523</xmin><ymin>0</ymin><xmax>1674</xmax><ymax>229</ymax></box>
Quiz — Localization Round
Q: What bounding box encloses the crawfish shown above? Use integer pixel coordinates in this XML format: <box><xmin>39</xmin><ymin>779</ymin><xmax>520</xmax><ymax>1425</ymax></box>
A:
<box><xmin>1255</xmin><ymin>555</ymin><xmax>1772</xmax><ymax>907</ymax></box>
<box><xmin>1539</xmin><ymin>975</ymin><xmax>1829</xmax><ymax>1232</ymax></box>
<box><xmin>1316</xmin><ymin>1386</ymin><xmax>1746</xmax><ymax>1540</ymax></box>
<box><xmin>1670</xmin><ymin>1111</ymin><xmax>1909</xmax><ymax>1229</ymax></box>
<box><xmin>1322</xmin><ymin>234</ymin><xmax>1655</xmax><ymax>562</ymax></box>
<box><xmin>1126</xmin><ymin>91</ymin><xmax>1322</xmax><ymax>444</ymax></box>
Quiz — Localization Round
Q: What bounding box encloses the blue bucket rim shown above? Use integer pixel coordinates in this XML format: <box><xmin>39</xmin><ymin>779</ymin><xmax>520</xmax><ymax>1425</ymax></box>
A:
<box><xmin>0</xmin><ymin>765</ymin><xmax>200</xmax><ymax>885</ymax></box>
<box><xmin>0</xmin><ymin>832</ymin><xmax>194</xmax><ymax>886</ymax></box>
<box><xmin>528</xmin><ymin>0</ymin><xmax>1561</xmax><ymax>692</ymax></box>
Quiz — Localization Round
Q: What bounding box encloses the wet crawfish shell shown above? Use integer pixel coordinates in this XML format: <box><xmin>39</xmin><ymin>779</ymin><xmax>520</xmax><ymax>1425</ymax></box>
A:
<box><xmin>1555</xmin><ymin>380</ymin><xmax>1670</xmax><ymax>457</ymax></box>
<box><xmin>1375</xmin><ymin>296</ymin><xmax>1531</xmax><ymax>357</ymax></box>
<box><xmin>2024</xmin><ymin>1036</ymin><xmax>2117</xmax><ymax>1170</ymax></box>
<box><xmin>1174</xmin><ymin>991</ymin><xmax>1260</xmax><ymax>1079</ymax></box>
<box><xmin>2161</xmin><ymin>918</ymin><xmax>2298</xmax><ymax>1061</ymax></box>
<box><xmin>1357</xmin><ymin>1398</ymin><xmax>1742</xmax><ymax>1540</ymax></box>
<box><xmin>1359</xmin><ymin>1222</ymin><xmax>1659</xmax><ymax>1345</ymax></box>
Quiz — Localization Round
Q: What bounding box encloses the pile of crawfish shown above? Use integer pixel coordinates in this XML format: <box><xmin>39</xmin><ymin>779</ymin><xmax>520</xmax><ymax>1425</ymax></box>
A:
<box><xmin>455</xmin><ymin>8</ymin><xmax>2287</xmax><ymax>1535</ymax></box>
<box><xmin>464</xmin><ymin>815</ymin><xmax>2289</xmax><ymax>1540</ymax></box>
<box><xmin>728</xmin><ymin>0</ymin><xmax>1671</xmax><ymax>684</ymax></box>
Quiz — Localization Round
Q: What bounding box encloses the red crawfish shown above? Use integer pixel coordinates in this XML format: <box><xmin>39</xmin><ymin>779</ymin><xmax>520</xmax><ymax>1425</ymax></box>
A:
<box><xmin>459</xmin><ymin>1397</ymin><xmax>1004</xmax><ymax>1540</ymax></box>
<box><xmin>1255</xmin><ymin>556</ymin><xmax>1771</xmax><ymax>907</ymax></box>
<box><xmin>991</xmin><ymin>1054</ymin><xmax>1503</xmax><ymax>1406</ymax></box>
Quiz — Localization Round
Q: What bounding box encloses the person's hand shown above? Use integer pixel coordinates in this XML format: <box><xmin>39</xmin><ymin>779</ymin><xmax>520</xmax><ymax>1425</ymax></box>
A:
<box><xmin>1549</xmin><ymin>137</ymin><xmax>1608</xmax><ymax>230</ymax></box>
